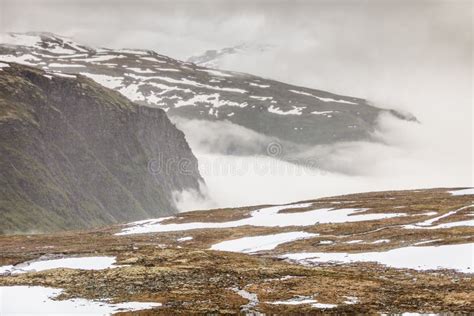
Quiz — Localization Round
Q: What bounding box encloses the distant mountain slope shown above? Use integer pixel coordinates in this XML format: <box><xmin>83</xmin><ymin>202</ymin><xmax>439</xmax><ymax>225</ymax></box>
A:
<box><xmin>0</xmin><ymin>33</ymin><xmax>415</xmax><ymax>157</ymax></box>
<box><xmin>187</xmin><ymin>42</ymin><xmax>275</xmax><ymax>69</ymax></box>
<box><xmin>0</xmin><ymin>63</ymin><xmax>203</xmax><ymax>233</ymax></box>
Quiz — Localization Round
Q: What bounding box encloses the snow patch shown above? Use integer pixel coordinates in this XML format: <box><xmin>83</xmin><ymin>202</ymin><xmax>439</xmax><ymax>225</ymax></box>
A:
<box><xmin>403</xmin><ymin>204</ymin><xmax>474</xmax><ymax>229</ymax></box>
<box><xmin>282</xmin><ymin>243</ymin><xmax>474</xmax><ymax>273</ymax></box>
<box><xmin>231</xmin><ymin>288</ymin><xmax>259</xmax><ymax>312</ymax></box>
<box><xmin>449</xmin><ymin>188</ymin><xmax>474</xmax><ymax>196</ymax></box>
<box><xmin>269</xmin><ymin>296</ymin><xmax>337</xmax><ymax>309</ymax></box>
<box><xmin>0</xmin><ymin>286</ymin><xmax>161</xmax><ymax>315</ymax></box>
<box><xmin>311</xmin><ymin>110</ymin><xmax>337</xmax><ymax>116</ymax></box>
<box><xmin>132</xmin><ymin>75</ymin><xmax>247</xmax><ymax>93</ymax></box>
<box><xmin>117</xmin><ymin>202</ymin><xmax>406</xmax><ymax>235</ymax></box>
<box><xmin>141</xmin><ymin>56</ymin><xmax>167</xmax><ymax>63</ymax></box>
<box><xmin>250</xmin><ymin>95</ymin><xmax>273</xmax><ymax>101</ymax></box>
<box><xmin>0</xmin><ymin>54</ymin><xmax>40</xmax><ymax>66</ymax></box>
<box><xmin>289</xmin><ymin>89</ymin><xmax>357</xmax><ymax>105</ymax></box>
<box><xmin>126</xmin><ymin>67</ymin><xmax>155</xmax><ymax>74</ymax></box>
<box><xmin>72</xmin><ymin>55</ymin><xmax>125</xmax><ymax>63</ymax></box>
<box><xmin>49</xmin><ymin>63</ymin><xmax>85</xmax><ymax>68</ymax></box>
<box><xmin>177</xmin><ymin>236</ymin><xmax>193</xmax><ymax>242</ymax></box>
<box><xmin>269</xmin><ymin>297</ymin><xmax>317</xmax><ymax>305</ymax></box>
<box><xmin>175</xmin><ymin>93</ymin><xmax>248</xmax><ymax>109</ymax></box>
<box><xmin>45</xmin><ymin>45</ymin><xmax>77</xmax><ymax>55</ymax></box>
<box><xmin>51</xmin><ymin>72</ymin><xmax>76</xmax><ymax>78</ymax></box>
<box><xmin>371</xmin><ymin>239</ymin><xmax>390</xmax><ymax>244</ymax></box>
<box><xmin>80</xmin><ymin>73</ymin><xmax>123</xmax><ymax>89</ymax></box>
<box><xmin>199</xmin><ymin>69</ymin><xmax>233</xmax><ymax>77</ymax></box>
<box><xmin>118</xmin><ymin>49</ymin><xmax>150</xmax><ymax>55</ymax></box>
<box><xmin>249</xmin><ymin>82</ymin><xmax>270</xmax><ymax>88</ymax></box>
<box><xmin>268</xmin><ymin>105</ymin><xmax>304</xmax><ymax>115</ymax></box>
<box><xmin>319</xmin><ymin>240</ymin><xmax>334</xmax><ymax>245</ymax></box>
<box><xmin>210</xmin><ymin>231</ymin><xmax>317</xmax><ymax>253</ymax></box>
<box><xmin>0</xmin><ymin>256</ymin><xmax>117</xmax><ymax>275</ymax></box>
<box><xmin>345</xmin><ymin>240</ymin><xmax>363</xmax><ymax>244</ymax></box>
<box><xmin>0</xmin><ymin>33</ymin><xmax>42</xmax><ymax>47</ymax></box>
<box><xmin>344</xmin><ymin>296</ymin><xmax>359</xmax><ymax>305</ymax></box>
<box><xmin>119</xmin><ymin>84</ymin><xmax>145</xmax><ymax>101</ymax></box>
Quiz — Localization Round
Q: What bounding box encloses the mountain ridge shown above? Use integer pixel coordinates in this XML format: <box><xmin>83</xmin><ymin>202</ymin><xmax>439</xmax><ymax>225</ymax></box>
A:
<box><xmin>187</xmin><ymin>42</ymin><xmax>276</xmax><ymax>69</ymax></box>
<box><xmin>0</xmin><ymin>32</ymin><xmax>416</xmax><ymax>161</ymax></box>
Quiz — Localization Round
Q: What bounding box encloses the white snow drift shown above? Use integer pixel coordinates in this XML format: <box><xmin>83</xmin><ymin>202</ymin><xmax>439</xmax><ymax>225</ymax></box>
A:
<box><xmin>449</xmin><ymin>188</ymin><xmax>474</xmax><ymax>196</ymax></box>
<box><xmin>0</xmin><ymin>256</ymin><xmax>117</xmax><ymax>275</ymax></box>
<box><xmin>282</xmin><ymin>243</ymin><xmax>473</xmax><ymax>273</ymax></box>
<box><xmin>0</xmin><ymin>286</ymin><xmax>161</xmax><ymax>315</ymax></box>
<box><xmin>117</xmin><ymin>203</ymin><xmax>406</xmax><ymax>235</ymax></box>
<box><xmin>210</xmin><ymin>231</ymin><xmax>317</xmax><ymax>253</ymax></box>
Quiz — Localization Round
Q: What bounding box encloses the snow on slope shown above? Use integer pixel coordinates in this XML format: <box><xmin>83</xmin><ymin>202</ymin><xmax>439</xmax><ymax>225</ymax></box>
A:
<box><xmin>403</xmin><ymin>204</ymin><xmax>474</xmax><ymax>229</ymax></box>
<box><xmin>187</xmin><ymin>42</ymin><xmax>276</xmax><ymax>69</ymax></box>
<box><xmin>117</xmin><ymin>203</ymin><xmax>406</xmax><ymax>235</ymax></box>
<box><xmin>0</xmin><ymin>32</ymin><xmax>411</xmax><ymax>149</ymax></box>
<box><xmin>449</xmin><ymin>188</ymin><xmax>474</xmax><ymax>196</ymax></box>
<box><xmin>282</xmin><ymin>243</ymin><xmax>474</xmax><ymax>273</ymax></box>
<box><xmin>210</xmin><ymin>231</ymin><xmax>317</xmax><ymax>253</ymax></box>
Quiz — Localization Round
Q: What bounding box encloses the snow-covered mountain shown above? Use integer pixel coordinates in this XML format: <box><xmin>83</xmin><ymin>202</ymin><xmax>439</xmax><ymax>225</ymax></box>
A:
<box><xmin>187</xmin><ymin>42</ymin><xmax>275</xmax><ymax>69</ymax></box>
<box><xmin>0</xmin><ymin>32</ymin><xmax>415</xmax><ymax>160</ymax></box>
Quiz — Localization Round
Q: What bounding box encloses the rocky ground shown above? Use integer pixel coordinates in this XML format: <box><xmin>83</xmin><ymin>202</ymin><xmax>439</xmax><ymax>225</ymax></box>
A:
<box><xmin>0</xmin><ymin>188</ymin><xmax>473</xmax><ymax>314</ymax></box>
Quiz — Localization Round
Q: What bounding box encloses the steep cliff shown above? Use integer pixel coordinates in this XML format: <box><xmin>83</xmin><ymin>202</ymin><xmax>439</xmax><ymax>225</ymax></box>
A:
<box><xmin>0</xmin><ymin>63</ymin><xmax>203</xmax><ymax>233</ymax></box>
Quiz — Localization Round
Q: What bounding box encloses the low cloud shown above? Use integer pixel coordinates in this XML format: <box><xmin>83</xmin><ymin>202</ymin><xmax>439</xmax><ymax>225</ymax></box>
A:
<box><xmin>171</xmin><ymin>118</ymin><xmax>279</xmax><ymax>156</ymax></box>
<box><xmin>173</xmin><ymin>111</ymin><xmax>472</xmax><ymax>211</ymax></box>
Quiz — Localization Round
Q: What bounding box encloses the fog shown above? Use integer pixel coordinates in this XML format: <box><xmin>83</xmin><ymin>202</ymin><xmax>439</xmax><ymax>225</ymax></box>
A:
<box><xmin>2</xmin><ymin>0</ymin><xmax>472</xmax><ymax>209</ymax></box>
<box><xmin>173</xmin><ymin>111</ymin><xmax>471</xmax><ymax>210</ymax></box>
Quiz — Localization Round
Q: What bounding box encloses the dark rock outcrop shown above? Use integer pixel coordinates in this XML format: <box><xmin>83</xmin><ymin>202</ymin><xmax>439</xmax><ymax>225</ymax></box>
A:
<box><xmin>0</xmin><ymin>63</ymin><xmax>203</xmax><ymax>233</ymax></box>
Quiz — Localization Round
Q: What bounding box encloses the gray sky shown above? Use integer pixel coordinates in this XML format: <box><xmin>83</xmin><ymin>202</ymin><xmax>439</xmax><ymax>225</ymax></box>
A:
<box><xmin>1</xmin><ymin>1</ymin><xmax>471</xmax><ymax>100</ymax></box>
<box><xmin>1</xmin><ymin>0</ymin><xmax>472</xmax><ymax>201</ymax></box>
<box><xmin>1</xmin><ymin>1</ymin><xmax>471</xmax><ymax>59</ymax></box>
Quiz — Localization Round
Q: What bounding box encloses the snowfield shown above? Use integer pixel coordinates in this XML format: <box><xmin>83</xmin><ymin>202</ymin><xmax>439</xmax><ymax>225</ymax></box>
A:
<box><xmin>268</xmin><ymin>105</ymin><xmax>304</xmax><ymax>115</ymax></box>
<box><xmin>210</xmin><ymin>231</ymin><xmax>317</xmax><ymax>253</ymax></box>
<box><xmin>282</xmin><ymin>243</ymin><xmax>474</xmax><ymax>273</ymax></box>
<box><xmin>80</xmin><ymin>72</ymin><xmax>123</xmax><ymax>89</ymax></box>
<box><xmin>269</xmin><ymin>296</ymin><xmax>338</xmax><ymax>309</ymax></box>
<box><xmin>403</xmin><ymin>204</ymin><xmax>474</xmax><ymax>229</ymax></box>
<box><xmin>117</xmin><ymin>203</ymin><xmax>406</xmax><ymax>235</ymax></box>
<box><xmin>0</xmin><ymin>286</ymin><xmax>161</xmax><ymax>315</ymax></box>
<box><xmin>0</xmin><ymin>54</ymin><xmax>40</xmax><ymax>66</ymax></box>
<box><xmin>0</xmin><ymin>256</ymin><xmax>117</xmax><ymax>275</ymax></box>
<box><xmin>0</xmin><ymin>33</ymin><xmax>42</xmax><ymax>47</ymax></box>
<box><xmin>449</xmin><ymin>188</ymin><xmax>474</xmax><ymax>196</ymax></box>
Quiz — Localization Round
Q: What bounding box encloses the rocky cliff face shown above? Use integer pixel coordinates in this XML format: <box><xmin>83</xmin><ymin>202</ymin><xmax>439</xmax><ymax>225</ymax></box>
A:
<box><xmin>0</xmin><ymin>63</ymin><xmax>203</xmax><ymax>233</ymax></box>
